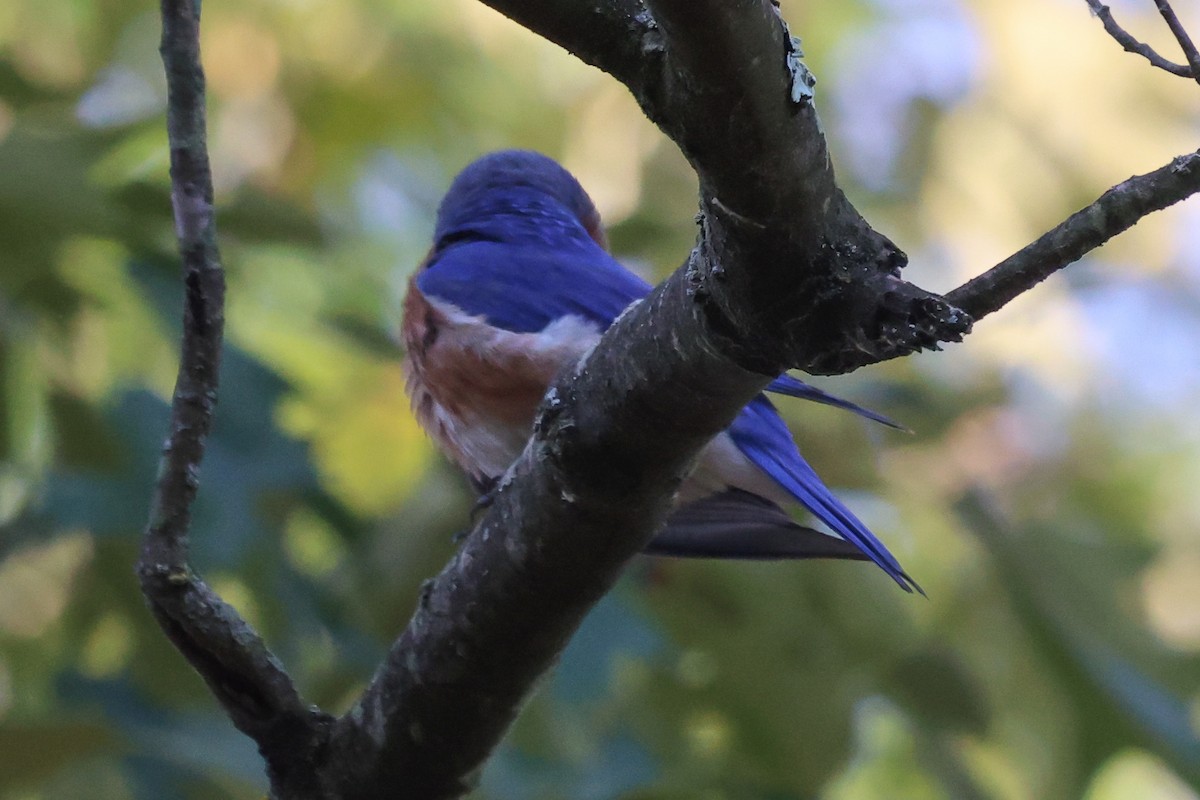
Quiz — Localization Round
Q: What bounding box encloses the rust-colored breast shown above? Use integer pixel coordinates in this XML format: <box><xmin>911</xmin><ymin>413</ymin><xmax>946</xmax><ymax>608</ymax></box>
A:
<box><xmin>401</xmin><ymin>277</ymin><xmax>596</xmax><ymax>480</ymax></box>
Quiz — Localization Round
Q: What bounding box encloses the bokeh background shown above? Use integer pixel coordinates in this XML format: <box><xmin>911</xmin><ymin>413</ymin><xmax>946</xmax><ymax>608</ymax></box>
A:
<box><xmin>3</xmin><ymin>0</ymin><xmax>1200</xmax><ymax>797</ymax></box>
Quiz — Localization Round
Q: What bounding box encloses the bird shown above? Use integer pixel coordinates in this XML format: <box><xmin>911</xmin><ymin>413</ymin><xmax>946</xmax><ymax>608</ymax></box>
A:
<box><xmin>401</xmin><ymin>149</ymin><xmax>920</xmax><ymax>593</ymax></box>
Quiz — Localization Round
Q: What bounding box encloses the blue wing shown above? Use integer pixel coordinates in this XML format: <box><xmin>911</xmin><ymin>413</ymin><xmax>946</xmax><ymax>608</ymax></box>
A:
<box><xmin>417</xmin><ymin>240</ymin><xmax>648</xmax><ymax>333</ymax></box>
<box><xmin>728</xmin><ymin>396</ymin><xmax>922</xmax><ymax>593</ymax></box>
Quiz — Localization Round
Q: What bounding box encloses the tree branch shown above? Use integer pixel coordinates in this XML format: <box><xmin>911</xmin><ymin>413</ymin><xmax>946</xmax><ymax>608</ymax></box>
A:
<box><xmin>138</xmin><ymin>1</ymin><xmax>331</xmax><ymax>795</ymax></box>
<box><xmin>1084</xmin><ymin>0</ymin><xmax>1195</xmax><ymax>78</ymax></box>
<box><xmin>1153</xmin><ymin>0</ymin><xmax>1200</xmax><ymax>86</ymax></box>
<box><xmin>946</xmin><ymin>150</ymin><xmax>1200</xmax><ymax>320</ymax></box>
<box><xmin>483</xmin><ymin>0</ymin><xmax>972</xmax><ymax>376</ymax></box>
<box><xmin>460</xmin><ymin>0</ymin><xmax>660</xmax><ymax>96</ymax></box>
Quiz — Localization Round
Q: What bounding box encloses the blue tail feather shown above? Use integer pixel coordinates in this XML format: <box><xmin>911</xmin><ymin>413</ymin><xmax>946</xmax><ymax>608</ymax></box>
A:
<box><xmin>766</xmin><ymin>374</ymin><xmax>907</xmax><ymax>431</ymax></box>
<box><xmin>730</xmin><ymin>397</ymin><xmax>922</xmax><ymax>594</ymax></box>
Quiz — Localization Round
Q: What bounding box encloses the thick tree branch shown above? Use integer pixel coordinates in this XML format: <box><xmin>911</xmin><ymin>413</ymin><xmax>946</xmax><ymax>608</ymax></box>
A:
<box><xmin>481</xmin><ymin>0</ymin><xmax>971</xmax><ymax>375</ymax></box>
<box><xmin>138</xmin><ymin>1</ymin><xmax>331</xmax><ymax>795</ymax></box>
<box><xmin>947</xmin><ymin>150</ymin><xmax>1200</xmax><ymax>320</ymax></box>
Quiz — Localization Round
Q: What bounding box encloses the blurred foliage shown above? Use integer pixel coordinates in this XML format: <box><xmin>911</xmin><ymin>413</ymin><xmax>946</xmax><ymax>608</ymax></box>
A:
<box><xmin>1</xmin><ymin>0</ymin><xmax>1199</xmax><ymax>798</ymax></box>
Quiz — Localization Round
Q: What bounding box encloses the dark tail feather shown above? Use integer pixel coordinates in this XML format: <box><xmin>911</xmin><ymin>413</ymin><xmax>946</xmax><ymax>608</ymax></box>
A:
<box><xmin>645</xmin><ymin>489</ymin><xmax>869</xmax><ymax>561</ymax></box>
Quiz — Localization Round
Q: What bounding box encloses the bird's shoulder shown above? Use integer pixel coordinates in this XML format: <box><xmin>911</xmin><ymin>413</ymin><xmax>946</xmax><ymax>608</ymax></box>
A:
<box><xmin>415</xmin><ymin>239</ymin><xmax>650</xmax><ymax>335</ymax></box>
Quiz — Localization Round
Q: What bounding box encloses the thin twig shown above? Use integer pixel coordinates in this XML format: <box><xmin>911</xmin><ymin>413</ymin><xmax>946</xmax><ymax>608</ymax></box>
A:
<box><xmin>139</xmin><ymin>0</ymin><xmax>329</xmax><ymax>791</ymax></box>
<box><xmin>1083</xmin><ymin>0</ymin><xmax>1193</xmax><ymax>77</ymax></box>
<box><xmin>143</xmin><ymin>0</ymin><xmax>223</xmax><ymax>575</ymax></box>
<box><xmin>946</xmin><ymin>150</ymin><xmax>1200</xmax><ymax>321</ymax></box>
<box><xmin>1153</xmin><ymin>0</ymin><xmax>1200</xmax><ymax>86</ymax></box>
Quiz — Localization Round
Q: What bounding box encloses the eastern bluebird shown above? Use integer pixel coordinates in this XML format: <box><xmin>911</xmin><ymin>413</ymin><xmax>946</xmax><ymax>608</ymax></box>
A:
<box><xmin>402</xmin><ymin>150</ymin><xmax>919</xmax><ymax>593</ymax></box>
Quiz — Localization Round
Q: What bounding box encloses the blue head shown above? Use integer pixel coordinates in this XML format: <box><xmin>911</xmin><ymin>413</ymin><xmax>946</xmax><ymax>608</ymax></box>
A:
<box><xmin>433</xmin><ymin>150</ymin><xmax>606</xmax><ymax>251</ymax></box>
<box><xmin>416</xmin><ymin>150</ymin><xmax>649</xmax><ymax>335</ymax></box>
